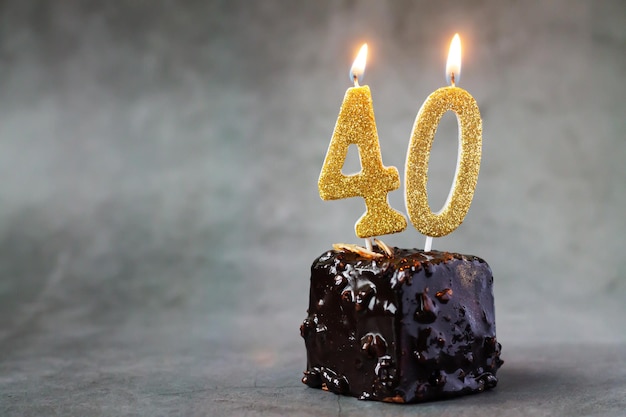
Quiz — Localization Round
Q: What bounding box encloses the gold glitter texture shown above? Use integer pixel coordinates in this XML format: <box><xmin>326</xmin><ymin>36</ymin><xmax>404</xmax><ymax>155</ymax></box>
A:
<box><xmin>405</xmin><ymin>86</ymin><xmax>482</xmax><ymax>237</ymax></box>
<box><xmin>319</xmin><ymin>85</ymin><xmax>407</xmax><ymax>238</ymax></box>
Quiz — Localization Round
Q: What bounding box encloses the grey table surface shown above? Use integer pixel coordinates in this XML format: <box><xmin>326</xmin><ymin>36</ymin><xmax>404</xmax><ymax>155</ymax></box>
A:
<box><xmin>1</xmin><ymin>1</ymin><xmax>626</xmax><ymax>416</ymax></box>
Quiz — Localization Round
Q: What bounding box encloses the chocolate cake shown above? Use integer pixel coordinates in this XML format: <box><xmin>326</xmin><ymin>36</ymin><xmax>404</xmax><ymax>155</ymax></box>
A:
<box><xmin>300</xmin><ymin>244</ymin><xmax>503</xmax><ymax>403</ymax></box>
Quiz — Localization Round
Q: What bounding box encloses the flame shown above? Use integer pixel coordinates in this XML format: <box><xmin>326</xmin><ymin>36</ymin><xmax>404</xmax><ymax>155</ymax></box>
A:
<box><xmin>446</xmin><ymin>34</ymin><xmax>462</xmax><ymax>86</ymax></box>
<box><xmin>350</xmin><ymin>44</ymin><xmax>368</xmax><ymax>86</ymax></box>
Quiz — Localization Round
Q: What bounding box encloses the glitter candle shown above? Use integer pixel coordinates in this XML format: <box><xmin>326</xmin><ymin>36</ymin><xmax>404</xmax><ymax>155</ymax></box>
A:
<box><xmin>318</xmin><ymin>44</ymin><xmax>407</xmax><ymax>240</ymax></box>
<box><xmin>405</xmin><ymin>34</ymin><xmax>482</xmax><ymax>250</ymax></box>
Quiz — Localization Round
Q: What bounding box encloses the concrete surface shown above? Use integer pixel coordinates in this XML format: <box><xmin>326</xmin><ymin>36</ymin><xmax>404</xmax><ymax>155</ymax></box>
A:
<box><xmin>0</xmin><ymin>1</ymin><xmax>625</xmax><ymax>416</ymax></box>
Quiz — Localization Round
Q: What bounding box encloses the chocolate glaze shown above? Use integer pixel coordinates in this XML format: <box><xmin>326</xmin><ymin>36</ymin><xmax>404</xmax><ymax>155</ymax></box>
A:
<box><xmin>300</xmin><ymin>246</ymin><xmax>503</xmax><ymax>403</ymax></box>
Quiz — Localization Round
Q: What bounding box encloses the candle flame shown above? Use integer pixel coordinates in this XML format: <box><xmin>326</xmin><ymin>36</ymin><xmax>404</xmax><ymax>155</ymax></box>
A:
<box><xmin>446</xmin><ymin>34</ymin><xmax>461</xmax><ymax>86</ymax></box>
<box><xmin>350</xmin><ymin>44</ymin><xmax>368</xmax><ymax>86</ymax></box>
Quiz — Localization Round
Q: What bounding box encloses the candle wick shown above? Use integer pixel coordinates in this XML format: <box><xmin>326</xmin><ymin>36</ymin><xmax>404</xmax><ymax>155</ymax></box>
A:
<box><xmin>353</xmin><ymin>75</ymin><xmax>360</xmax><ymax>88</ymax></box>
<box><xmin>450</xmin><ymin>72</ymin><xmax>456</xmax><ymax>87</ymax></box>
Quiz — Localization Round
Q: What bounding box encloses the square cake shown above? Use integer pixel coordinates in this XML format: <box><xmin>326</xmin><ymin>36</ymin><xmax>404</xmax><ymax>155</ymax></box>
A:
<box><xmin>300</xmin><ymin>244</ymin><xmax>503</xmax><ymax>403</ymax></box>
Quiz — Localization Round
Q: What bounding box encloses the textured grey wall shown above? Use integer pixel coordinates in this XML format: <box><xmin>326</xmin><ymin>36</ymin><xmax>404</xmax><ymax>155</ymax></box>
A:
<box><xmin>0</xmin><ymin>0</ymin><xmax>625</xmax><ymax>406</ymax></box>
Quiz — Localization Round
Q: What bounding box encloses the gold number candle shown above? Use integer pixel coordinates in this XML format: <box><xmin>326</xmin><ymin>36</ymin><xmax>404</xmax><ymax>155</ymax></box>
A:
<box><xmin>405</xmin><ymin>34</ymin><xmax>482</xmax><ymax>242</ymax></box>
<box><xmin>319</xmin><ymin>44</ymin><xmax>407</xmax><ymax>239</ymax></box>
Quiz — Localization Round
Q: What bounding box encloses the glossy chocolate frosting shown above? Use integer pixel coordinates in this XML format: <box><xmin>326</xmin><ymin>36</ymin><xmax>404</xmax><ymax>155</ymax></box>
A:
<box><xmin>300</xmin><ymin>246</ymin><xmax>503</xmax><ymax>403</ymax></box>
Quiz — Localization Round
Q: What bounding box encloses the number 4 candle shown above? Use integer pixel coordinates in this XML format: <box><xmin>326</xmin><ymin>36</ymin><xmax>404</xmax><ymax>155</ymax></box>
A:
<box><xmin>318</xmin><ymin>44</ymin><xmax>407</xmax><ymax>243</ymax></box>
<box><xmin>301</xmin><ymin>35</ymin><xmax>503</xmax><ymax>404</ymax></box>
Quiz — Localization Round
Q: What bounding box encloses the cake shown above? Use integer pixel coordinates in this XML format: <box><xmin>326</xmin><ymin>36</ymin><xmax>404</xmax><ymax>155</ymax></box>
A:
<box><xmin>300</xmin><ymin>243</ymin><xmax>503</xmax><ymax>403</ymax></box>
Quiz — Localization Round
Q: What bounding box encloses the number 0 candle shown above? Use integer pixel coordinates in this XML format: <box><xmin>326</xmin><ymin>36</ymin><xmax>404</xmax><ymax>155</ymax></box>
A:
<box><xmin>405</xmin><ymin>34</ymin><xmax>482</xmax><ymax>242</ymax></box>
<box><xmin>318</xmin><ymin>44</ymin><xmax>407</xmax><ymax>239</ymax></box>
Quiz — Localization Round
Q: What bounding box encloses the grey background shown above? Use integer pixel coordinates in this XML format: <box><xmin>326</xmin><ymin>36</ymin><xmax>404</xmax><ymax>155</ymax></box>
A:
<box><xmin>1</xmin><ymin>1</ymin><xmax>625</xmax><ymax>416</ymax></box>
